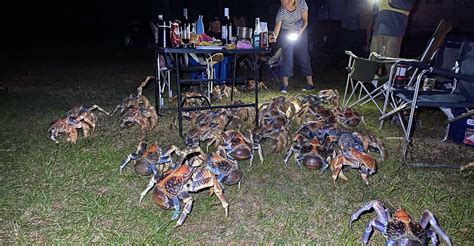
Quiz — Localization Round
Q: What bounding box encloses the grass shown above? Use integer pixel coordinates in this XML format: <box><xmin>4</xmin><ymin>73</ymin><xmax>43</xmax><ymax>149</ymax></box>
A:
<box><xmin>0</xmin><ymin>56</ymin><xmax>473</xmax><ymax>244</ymax></box>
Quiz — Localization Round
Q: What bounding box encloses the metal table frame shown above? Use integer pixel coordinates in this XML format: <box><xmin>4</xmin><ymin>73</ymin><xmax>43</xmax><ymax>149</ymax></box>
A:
<box><xmin>155</xmin><ymin>47</ymin><xmax>271</xmax><ymax>137</ymax></box>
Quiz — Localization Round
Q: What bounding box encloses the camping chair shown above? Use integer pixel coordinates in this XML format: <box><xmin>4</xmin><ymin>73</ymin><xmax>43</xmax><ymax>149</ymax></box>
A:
<box><xmin>376</xmin><ymin>19</ymin><xmax>453</xmax><ymax>128</ymax></box>
<box><xmin>343</xmin><ymin>19</ymin><xmax>453</xmax><ymax>115</ymax></box>
<box><xmin>382</xmin><ymin>39</ymin><xmax>474</xmax><ymax>166</ymax></box>
<box><xmin>342</xmin><ymin>51</ymin><xmax>391</xmax><ymax>113</ymax></box>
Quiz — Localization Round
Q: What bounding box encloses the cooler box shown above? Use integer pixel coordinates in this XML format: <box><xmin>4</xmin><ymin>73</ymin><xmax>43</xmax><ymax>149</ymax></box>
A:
<box><xmin>448</xmin><ymin>109</ymin><xmax>474</xmax><ymax>146</ymax></box>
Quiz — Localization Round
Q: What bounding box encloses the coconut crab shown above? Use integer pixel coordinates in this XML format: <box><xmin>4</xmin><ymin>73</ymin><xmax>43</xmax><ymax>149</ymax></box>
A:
<box><xmin>111</xmin><ymin>76</ymin><xmax>155</xmax><ymax>116</ymax></box>
<box><xmin>292</xmin><ymin>104</ymin><xmax>336</xmax><ymax>125</ymax></box>
<box><xmin>252</xmin><ymin>124</ymin><xmax>291</xmax><ymax>153</ymax></box>
<box><xmin>119</xmin><ymin>141</ymin><xmax>182</xmax><ymax>176</ymax></box>
<box><xmin>330</xmin><ymin>148</ymin><xmax>377</xmax><ymax>186</ymax></box>
<box><xmin>331</xmin><ymin>106</ymin><xmax>365</xmax><ymax>128</ymax></box>
<box><xmin>317</xmin><ymin>89</ymin><xmax>340</xmax><ymax>107</ymax></box>
<box><xmin>284</xmin><ymin>134</ymin><xmax>328</xmax><ymax>171</ymax></box>
<box><xmin>211</xmin><ymin>85</ymin><xmax>240</xmax><ymax>101</ymax></box>
<box><xmin>119</xmin><ymin>104</ymin><xmax>158</xmax><ymax>139</ymax></box>
<box><xmin>207</xmin><ymin>146</ymin><xmax>243</xmax><ymax>190</ymax></box>
<box><xmin>242</xmin><ymin>80</ymin><xmax>269</xmax><ymax>92</ymax></box>
<box><xmin>139</xmin><ymin>152</ymin><xmax>229</xmax><ymax>227</ymax></box>
<box><xmin>324</xmin><ymin>131</ymin><xmax>386</xmax><ymax>162</ymax></box>
<box><xmin>48</xmin><ymin>104</ymin><xmax>110</xmax><ymax>144</ymax></box>
<box><xmin>198</xmin><ymin>129</ymin><xmax>264</xmax><ymax>169</ymax></box>
<box><xmin>349</xmin><ymin>200</ymin><xmax>452</xmax><ymax>246</ymax></box>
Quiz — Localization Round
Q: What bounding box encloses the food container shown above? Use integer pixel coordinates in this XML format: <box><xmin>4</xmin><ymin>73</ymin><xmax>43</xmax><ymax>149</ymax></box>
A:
<box><xmin>237</xmin><ymin>27</ymin><xmax>253</xmax><ymax>40</ymax></box>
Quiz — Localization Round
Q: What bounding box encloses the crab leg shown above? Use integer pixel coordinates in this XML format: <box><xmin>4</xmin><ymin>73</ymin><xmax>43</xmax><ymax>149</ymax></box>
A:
<box><xmin>419</xmin><ymin>210</ymin><xmax>452</xmax><ymax>246</ymax></box>
<box><xmin>349</xmin><ymin>200</ymin><xmax>389</xmax><ymax>228</ymax></box>
<box><xmin>361</xmin><ymin>219</ymin><xmax>386</xmax><ymax>245</ymax></box>
<box><xmin>139</xmin><ymin>175</ymin><xmax>157</xmax><ymax>205</ymax></box>
<box><xmin>283</xmin><ymin>147</ymin><xmax>297</xmax><ymax>167</ymax></box>
<box><xmin>171</xmin><ymin>196</ymin><xmax>182</xmax><ymax>221</ymax></box>
<box><xmin>119</xmin><ymin>153</ymin><xmax>138</xmax><ymax>172</ymax></box>
<box><xmin>186</xmin><ymin>170</ymin><xmax>229</xmax><ymax>217</ymax></box>
<box><xmin>88</xmin><ymin>104</ymin><xmax>111</xmax><ymax>116</ymax></box>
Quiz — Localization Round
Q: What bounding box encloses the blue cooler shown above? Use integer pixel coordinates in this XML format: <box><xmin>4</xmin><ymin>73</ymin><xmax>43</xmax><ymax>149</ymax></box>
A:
<box><xmin>448</xmin><ymin>109</ymin><xmax>474</xmax><ymax>146</ymax></box>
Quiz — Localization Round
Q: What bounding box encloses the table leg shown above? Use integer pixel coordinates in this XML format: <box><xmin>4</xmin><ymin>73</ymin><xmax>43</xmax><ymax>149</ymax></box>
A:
<box><xmin>175</xmin><ymin>53</ymin><xmax>183</xmax><ymax>138</ymax></box>
<box><xmin>254</xmin><ymin>53</ymin><xmax>259</xmax><ymax>127</ymax></box>
<box><xmin>231</xmin><ymin>55</ymin><xmax>237</xmax><ymax>102</ymax></box>
<box><xmin>155</xmin><ymin>54</ymin><xmax>161</xmax><ymax>115</ymax></box>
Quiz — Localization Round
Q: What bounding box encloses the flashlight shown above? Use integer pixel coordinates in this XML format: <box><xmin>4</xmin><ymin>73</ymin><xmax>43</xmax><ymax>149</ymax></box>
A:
<box><xmin>287</xmin><ymin>32</ymin><xmax>298</xmax><ymax>41</ymax></box>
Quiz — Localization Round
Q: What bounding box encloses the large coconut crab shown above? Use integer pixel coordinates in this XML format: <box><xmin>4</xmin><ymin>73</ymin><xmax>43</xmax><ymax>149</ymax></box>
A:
<box><xmin>119</xmin><ymin>141</ymin><xmax>182</xmax><ymax>176</ymax></box>
<box><xmin>331</xmin><ymin>106</ymin><xmax>366</xmax><ymax>128</ymax></box>
<box><xmin>113</xmin><ymin>76</ymin><xmax>158</xmax><ymax>138</ymax></box>
<box><xmin>252</xmin><ymin>124</ymin><xmax>291</xmax><ymax>153</ymax></box>
<box><xmin>329</xmin><ymin>148</ymin><xmax>377</xmax><ymax>186</ymax></box>
<box><xmin>349</xmin><ymin>200</ymin><xmax>452</xmax><ymax>246</ymax></box>
<box><xmin>284</xmin><ymin>134</ymin><xmax>328</xmax><ymax>171</ymax></box>
<box><xmin>48</xmin><ymin>104</ymin><xmax>110</xmax><ymax>144</ymax></box>
<box><xmin>139</xmin><ymin>152</ymin><xmax>229</xmax><ymax>227</ymax></box>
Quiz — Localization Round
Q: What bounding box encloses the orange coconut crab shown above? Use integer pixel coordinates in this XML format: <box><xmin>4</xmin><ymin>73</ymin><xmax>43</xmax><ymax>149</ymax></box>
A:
<box><xmin>48</xmin><ymin>104</ymin><xmax>110</xmax><ymax>144</ymax></box>
<box><xmin>329</xmin><ymin>147</ymin><xmax>377</xmax><ymax>186</ymax></box>
<box><xmin>349</xmin><ymin>200</ymin><xmax>452</xmax><ymax>246</ymax></box>
<box><xmin>139</xmin><ymin>152</ymin><xmax>229</xmax><ymax>227</ymax></box>
<box><xmin>284</xmin><ymin>134</ymin><xmax>329</xmax><ymax>171</ymax></box>
<box><xmin>113</xmin><ymin>76</ymin><xmax>158</xmax><ymax>138</ymax></box>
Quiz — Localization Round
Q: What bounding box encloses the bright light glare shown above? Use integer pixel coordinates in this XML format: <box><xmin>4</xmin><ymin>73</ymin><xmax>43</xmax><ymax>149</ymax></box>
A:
<box><xmin>369</xmin><ymin>0</ymin><xmax>379</xmax><ymax>4</ymax></box>
<box><xmin>287</xmin><ymin>32</ymin><xmax>298</xmax><ymax>41</ymax></box>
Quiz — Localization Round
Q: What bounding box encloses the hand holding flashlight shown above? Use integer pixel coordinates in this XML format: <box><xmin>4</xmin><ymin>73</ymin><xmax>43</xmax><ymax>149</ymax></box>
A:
<box><xmin>287</xmin><ymin>32</ymin><xmax>299</xmax><ymax>41</ymax></box>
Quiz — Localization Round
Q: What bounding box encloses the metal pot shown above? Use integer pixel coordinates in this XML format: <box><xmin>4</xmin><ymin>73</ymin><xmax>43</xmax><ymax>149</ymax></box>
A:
<box><xmin>237</xmin><ymin>27</ymin><xmax>253</xmax><ymax>40</ymax></box>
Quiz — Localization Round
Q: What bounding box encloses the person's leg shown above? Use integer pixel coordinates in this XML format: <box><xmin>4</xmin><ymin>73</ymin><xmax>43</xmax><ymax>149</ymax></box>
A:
<box><xmin>294</xmin><ymin>30</ymin><xmax>314</xmax><ymax>90</ymax></box>
<box><xmin>280</xmin><ymin>30</ymin><xmax>295</xmax><ymax>91</ymax></box>
<box><xmin>383</xmin><ymin>36</ymin><xmax>403</xmax><ymax>73</ymax></box>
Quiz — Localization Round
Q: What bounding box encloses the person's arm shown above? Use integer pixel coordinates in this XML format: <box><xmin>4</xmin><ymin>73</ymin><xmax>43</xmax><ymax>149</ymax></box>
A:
<box><xmin>273</xmin><ymin>21</ymin><xmax>282</xmax><ymax>41</ymax></box>
<box><xmin>298</xmin><ymin>10</ymin><xmax>308</xmax><ymax>36</ymax></box>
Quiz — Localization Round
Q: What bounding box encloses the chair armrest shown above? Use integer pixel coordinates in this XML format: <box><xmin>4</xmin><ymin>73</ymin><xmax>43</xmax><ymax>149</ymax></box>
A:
<box><xmin>345</xmin><ymin>50</ymin><xmax>358</xmax><ymax>58</ymax></box>
<box><xmin>426</xmin><ymin>67</ymin><xmax>474</xmax><ymax>83</ymax></box>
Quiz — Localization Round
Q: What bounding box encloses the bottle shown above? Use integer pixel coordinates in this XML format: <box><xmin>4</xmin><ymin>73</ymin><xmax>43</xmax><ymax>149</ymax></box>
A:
<box><xmin>221</xmin><ymin>8</ymin><xmax>232</xmax><ymax>44</ymax></box>
<box><xmin>196</xmin><ymin>15</ymin><xmax>204</xmax><ymax>35</ymax></box>
<box><xmin>253</xmin><ymin>18</ymin><xmax>261</xmax><ymax>48</ymax></box>
<box><xmin>182</xmin><ymin>8</ymin><xmax>191</xmax><ymax>32</ymax></box>
<box><xmin>259</xmin><ymin>22</ymin><xmax>268</xmax><ymax>48</ymax></box>
<box><xmin>157</xmin><ymin>14</ymin><xmax>170</xmax><ymax>48</ymax></box>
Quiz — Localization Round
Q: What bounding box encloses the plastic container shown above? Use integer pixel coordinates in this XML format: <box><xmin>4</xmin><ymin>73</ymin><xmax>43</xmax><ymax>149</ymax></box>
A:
<box><xmin>448</xmin><ymin>109</ymin><xmax>474</xmax><ymax>146</ymax></box>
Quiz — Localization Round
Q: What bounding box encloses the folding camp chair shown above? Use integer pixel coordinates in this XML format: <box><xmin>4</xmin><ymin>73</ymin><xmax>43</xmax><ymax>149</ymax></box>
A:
<box><xmin>380</xmin><ymin>39</ymin><xmax>474</xmax><ymax>165</ymax></box>
<box><xmin>342</xmin><ymin>19</ymin><xmax>453</xmax><ymax>116</ymax></box>
<box><xmin>342</xmin><ymin>51</ymin><xmax>390</xmax><ymax>113</ymax></box>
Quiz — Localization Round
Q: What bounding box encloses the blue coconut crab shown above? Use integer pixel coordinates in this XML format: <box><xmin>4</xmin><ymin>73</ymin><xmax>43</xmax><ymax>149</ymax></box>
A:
<box><xmin>349</xmin><ymin>200</ymin><xmax>452</xmax><ymax>246</ymax></box>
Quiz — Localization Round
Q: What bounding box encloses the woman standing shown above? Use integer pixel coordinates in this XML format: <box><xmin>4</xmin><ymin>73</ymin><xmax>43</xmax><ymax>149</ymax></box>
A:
<box><xmin>273</xmin><ymin>0</ymin><xmax>314</xmax><ymax>93</ymax></box>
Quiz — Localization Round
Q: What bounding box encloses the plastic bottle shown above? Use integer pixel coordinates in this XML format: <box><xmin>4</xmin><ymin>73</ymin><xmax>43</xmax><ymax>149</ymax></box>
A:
<box><xmin>253</xmin><ymin>18</ymin><xmax>261</xmax><ymax>48</ymax></box>
<box><xmin>196</xmin><ymin>15</ymin><xmax>204</xmax><ymax>35</ymax></box>
<box><xmin>259</xmin><ymin>22</ymin><xmax>268</xmax><ymax>48</ymax></box>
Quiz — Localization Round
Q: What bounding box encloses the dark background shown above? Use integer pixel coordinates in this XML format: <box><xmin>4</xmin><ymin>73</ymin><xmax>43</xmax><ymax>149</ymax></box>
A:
<box><xmin>3</xmin><ymin>0</ymin><xmax>474</xmax><ymax>63</ymax></box>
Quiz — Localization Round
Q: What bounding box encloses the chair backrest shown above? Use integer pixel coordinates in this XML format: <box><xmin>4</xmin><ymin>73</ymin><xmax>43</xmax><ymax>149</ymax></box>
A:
<box><xmin>350</xmin><ymin>57</ymin><xmax>378</xmax><ymax>83</ymax></box>
<box><xmin>456</xmin><ymin>40</ymin><xmax>474</xmax><ymax>99</ymax></box>
<box><xmin>432</xmin><ymin>35</ymin><xmax>463</xmax><ymax>70</ymax></box>
<box><xmin>420</xmin><ymin>19</ymin><xmax>453</xmax><ymax>63</ymax></box>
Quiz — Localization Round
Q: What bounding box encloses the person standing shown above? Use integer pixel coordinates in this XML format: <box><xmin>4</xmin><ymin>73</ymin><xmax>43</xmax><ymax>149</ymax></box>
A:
<box><xmin>367</xmin><ymin>0</ymin><xmax>415</xmax><ymax>70</ymax></box>
<box><xmin>273</xmin><ymin>0</ymin><xmax>314</xmax><ymax>93</ymax></box>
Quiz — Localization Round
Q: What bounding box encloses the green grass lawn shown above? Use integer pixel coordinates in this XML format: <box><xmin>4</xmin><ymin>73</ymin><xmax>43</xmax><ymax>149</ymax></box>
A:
<box><xmin>0</xmin><ymin>59</ymin><xmax>472</xmax><ymax>244</ymax></box>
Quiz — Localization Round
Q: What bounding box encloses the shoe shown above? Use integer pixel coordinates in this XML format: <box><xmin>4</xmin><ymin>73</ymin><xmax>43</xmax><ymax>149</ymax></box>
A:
<box><xmin>279</xmin><ymin>85</ymin><xmax>288</xmax><ymax>94</ymax></box>
<box><xmin>301</xmin><ymin>84</ymin><xmax>315</xmax><ymax>92</ymax></box>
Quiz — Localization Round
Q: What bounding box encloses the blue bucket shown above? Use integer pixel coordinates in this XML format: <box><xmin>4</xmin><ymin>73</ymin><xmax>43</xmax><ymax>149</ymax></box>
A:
<box><xmin>448</xmin><ymin>109</ymin><xmax>474</xmax><ymax>146</ymax></box>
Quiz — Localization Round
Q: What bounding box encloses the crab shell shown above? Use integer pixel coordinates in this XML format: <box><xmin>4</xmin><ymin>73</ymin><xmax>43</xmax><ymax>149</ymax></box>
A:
<box><xmin>209</xmin><ymin>152</ymin><xmax>242</xmax><ymax>185</ymax></box>
<box><xmin>300</xmin><ymin>138</ymin><xmax>325</xmax><ymax>170</ymax></box>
